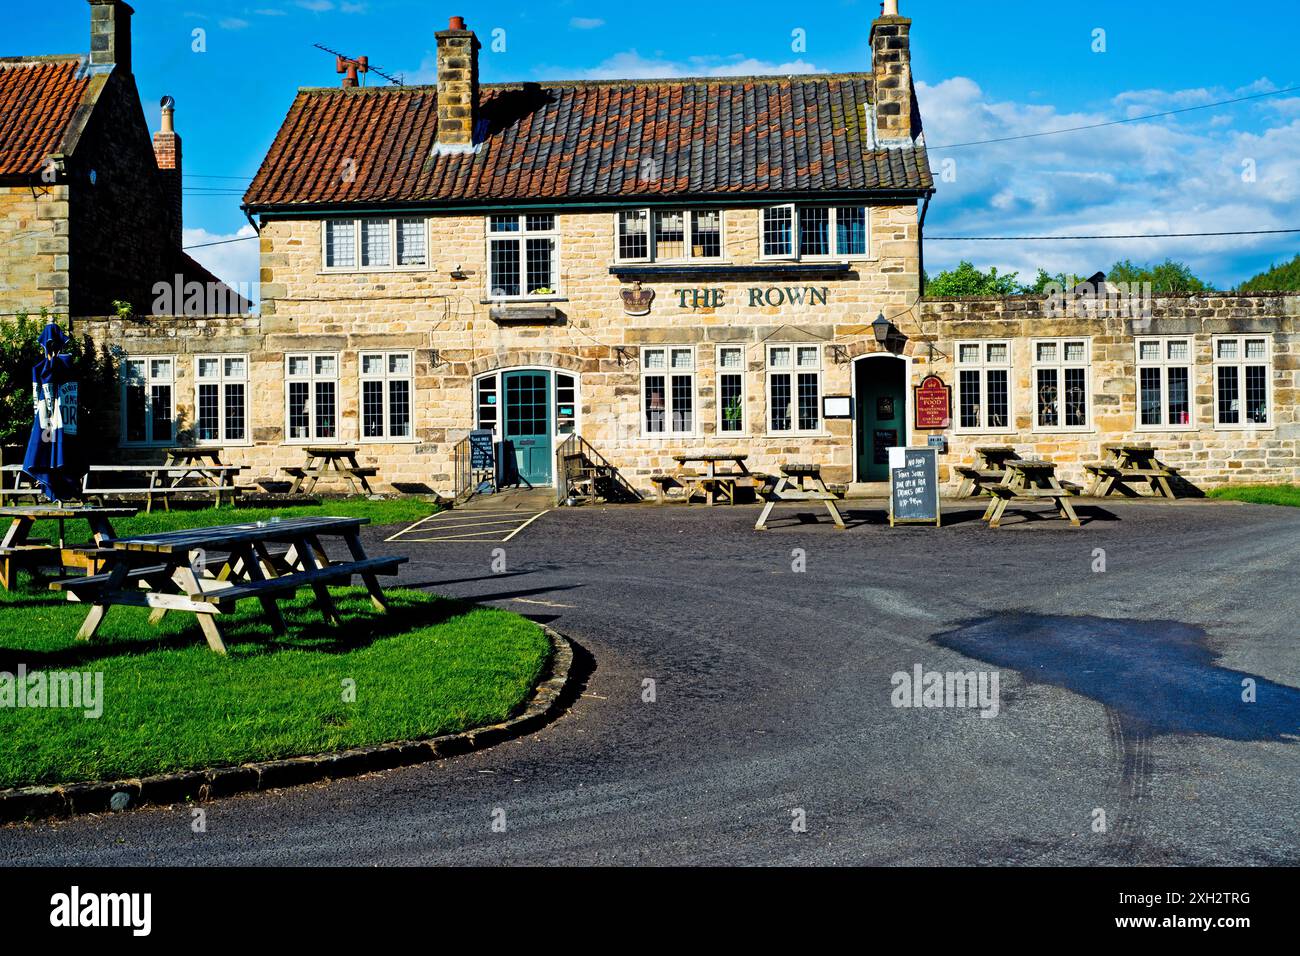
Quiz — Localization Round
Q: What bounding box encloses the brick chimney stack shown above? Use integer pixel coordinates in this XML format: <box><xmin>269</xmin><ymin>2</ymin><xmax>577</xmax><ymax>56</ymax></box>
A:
<box><xmin>434</xmin><ymin>15</ymin><xmax>480</xmax><ymax>154</ymax></box>
<box><xmin>153</xmin><ymin>97</ymin><xmax>183</xmax><ymax>249</ymax></box>
<box><xmin>870</xmin><ymin>0</ymin><xmax>918</xmax><ymax>144</ymax></box>
<box><xmin>88</xmin><ymin>0</ymin><xmax>134</xmax><ymax>74</ymax></box>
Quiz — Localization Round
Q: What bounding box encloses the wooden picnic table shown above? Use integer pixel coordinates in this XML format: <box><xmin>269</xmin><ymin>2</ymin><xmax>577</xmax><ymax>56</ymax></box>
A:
<box><xmin>162</xmin><ymin>447</ymin><xmax>225</xmax><ymax>466</ymax></box>
<box><xmin>0</xmin><ymin>464</ymin><xmax>44</xmax><ymax>506</ymax></box>
<box><xmin>652</xmin><ymin>453</ymin><xmax>758</xmax><ymax>506</ymax></box>
<box><xmin>50</xmin><ymin>515</ymin><xmax>408</xmax><ymax>654</ymax></box>
<box><xmin>1084</xmin><ymin>443</ymin><xmax>1178</xmax><ymax>499</ymax></box>
<box><xmin>0</xmin><ymin>504</ymin><xmax>138</xmax><ymax>590</ymax></box>
<box><xmin>82</xmin><ymin>464</ymin><xmax>249</xmax><ymax>512</ymax></box>
<box><xmin>284</xmin><ymin>446</ymin><xmax>377</xmax><ymax>495</ymax></box>
<box><xmin>980</xmin><ymin>459</ymin><xmax>1081</xmax><ymax>529</ymax></box>
<box><xmin>954</xmin><ymin>446</ymin><xmax>1022</xmax><ymax>499</ymax></box>
<box><xmin>755</xmin><ymin>463</ymin><xmax>846</xmax><ymax>531</ymax></box>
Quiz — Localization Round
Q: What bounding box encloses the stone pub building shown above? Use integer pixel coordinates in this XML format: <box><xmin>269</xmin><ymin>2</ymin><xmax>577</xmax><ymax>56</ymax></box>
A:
<box><xmin>71</xmin><ymin>3</ymin><xmax>1300</xmax><ymax>492</ymax></box>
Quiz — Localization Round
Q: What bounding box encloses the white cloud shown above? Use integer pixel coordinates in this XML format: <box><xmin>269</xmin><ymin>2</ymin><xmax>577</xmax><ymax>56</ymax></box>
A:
<box><xmin>570</xmin><ymin>18</ymin><xmax>605</xmax><ymax>30</ymax></box>
<box><xmin>219</xmin><ymin>18</ymin><xmax>250</xmax><ymax>30</ymax></box>
<box><xmin>542</xmin><ymin>50</ymin><xmax>823</xmax><ymax>80</ymax></box>
<box><xmin>296</xmin><ymin>0</ymin><xmax>334</xmax><ymax>11</ymax></box>
<box><xmin>918</xmin><ymin>76</ymin><xmax>1300</xmax><ymax>287</ymax></box>
<box><xmin>183</xmin><ymin>225</ymin><xmax>260</xmax><ymax>309</ymax></box>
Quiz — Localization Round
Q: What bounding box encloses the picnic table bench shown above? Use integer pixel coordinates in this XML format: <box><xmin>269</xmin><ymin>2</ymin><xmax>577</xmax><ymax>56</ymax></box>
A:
<box><xmin>955</xmin><ymin>446</ymin><xmax>1021</xmax><ymax>499</ymax></box>
<box><xmin>755</xmin><ymin>463</ymin><xmax>846</xmax><ymax>531</ymax></box>
<box><xmin>652</xmin><ymin>454</ymin><xmax>764</xmax><ymax>506</ymax></box>
<box><xmin>82</xmin><ymin>464</ymin><xmax>251</xmax><ymax>512</ymax></box>
<box><xmin>0</xmin><ymin>504</ymin><xmax>137</xmax><ymax>589</ymax></box>
<box><xmin>283</xmin><ymin>447</ymin><xmax>377</xmax><ymax>495</ymax></box>
<box><xmin>560</xmin><ymin>452</ymin><xmax>616</xmax><ymax>503</ymax></box>
<box><xmin>1083</xmin><ymin>443</ymin><xmax>1179</xmax><ymax>498</ymax></box>
<box><xmin>980</xmin><ymin>459</ymin><xmax>1081</xmax><ymax>529</ymax></box>
<box><xmin>0</xmin><ymin>464</ymin><xmax>45</xmax><ymax>506</ymax></box>
<box><xmin>50</xmin><ymin>516</ymin><xmax>408</xmax><ymax>654</ymax></box>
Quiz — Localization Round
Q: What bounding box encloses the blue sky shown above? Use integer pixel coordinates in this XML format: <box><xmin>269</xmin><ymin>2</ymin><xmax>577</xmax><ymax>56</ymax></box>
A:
<box><xmin>9</xmin><ymin>0</ymin><xmax>1300</xmax><ymax>296</ymax></box>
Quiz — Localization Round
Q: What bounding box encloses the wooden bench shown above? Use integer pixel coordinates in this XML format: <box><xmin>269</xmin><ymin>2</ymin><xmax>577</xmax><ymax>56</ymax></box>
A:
<box><xmin>199</xmin><ymin>556</ymin><xmax>407</xmax><ymax>610</ymax></box>
<box><xmin>0</xmin><ymin>465</ymin><xmax>44</xmax><ymax>506</ymax></box>
<box><xmin>650</xmin><ymin>472</ymin><xmax>699</xmax><ymax>503</ymax></box>
<box><xmin>83</xmin><ymin>465</ymin><xmax>250</xmax><ymax>512</ymax></box>
<box><xmin>955</xmin><ymin>466</ymin><xmax>1007</xmax><ymax>499</ymax></box>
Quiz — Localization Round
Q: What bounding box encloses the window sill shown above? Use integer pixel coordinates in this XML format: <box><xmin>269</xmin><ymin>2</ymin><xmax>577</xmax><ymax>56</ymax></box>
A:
<box><xmin>1212</xmin><ymin>423</ymin><xmax>1275</xmax><ymax>432</ymax></box>
<box><xmin>479</xmin><ymin>295</ymin><xmax>568</xmax><ymax>305</ymax></box>
<box><xmin>611</xmin><ymin>262</ymin><xmax>852</xmax><ymax>279</ymax></box>
<box><xmin>320</xmin><ymin>266</ymin><xmax>436</xmax><ymax>276</ymax></box>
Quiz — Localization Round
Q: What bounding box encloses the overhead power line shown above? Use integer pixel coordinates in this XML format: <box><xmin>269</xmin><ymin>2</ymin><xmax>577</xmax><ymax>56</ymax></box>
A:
<box><xmin>184</xmin><ymin>236</ymin><xmax>259</xmax><ymax>250</ymax></box>
<box><xmin>927</xmin><ymin>83</ymin><xmax>1300</xmax><ymax>151</ymax></box>
<box><xmin>928</xmin><ymin>227</ymin><xmax>1300</xmax><ymax>241</ymax></box>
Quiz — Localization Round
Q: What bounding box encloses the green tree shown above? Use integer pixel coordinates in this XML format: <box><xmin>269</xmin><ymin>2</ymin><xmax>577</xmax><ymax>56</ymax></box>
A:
<box><xmin>1238</xmin><ymin>254</ymin><xmax>1300</xmax><ymax>292</ymax></box>
<box><xmin>1105</xmin><ymin>258</ymin><xmax>1215</xmax><ymax>294</ymax></box>
<box><xmin>924</xmin><ymin>261</ymin><xmax>1023</xmax><ymax>296</ymax></box>
<box><xmin>1021</xmin><ymin>268</ymin><xmax>1087</xmax><ymax>294</ymax></box>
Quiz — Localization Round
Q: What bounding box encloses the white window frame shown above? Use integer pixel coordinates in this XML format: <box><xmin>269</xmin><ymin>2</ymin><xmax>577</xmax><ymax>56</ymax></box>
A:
<box><xmin>321</xmin><ymin>217</ymin><xmax>431</xmax><ymax>272</ymax></box>
<box><xmin>614</xmin><ymin>208</ymin><xmax>726</xmax><ymax>264</ymax></box>
<box><xmin>284</xmin><ymin>352</ymin><xmax>341</xmax><ymax>444</ymax></box>
<box><xmin>120</xmin><ymin>355</ymin><xmax>176</xmax><ymax>447</ymax></box>
<box><xmin>1212</xmin><ymin>335</ymin><xmax>1273</xmax><ymax>430</ymax></box>
<box><xmin>486</xmin><ymin>213</ymin><xmax>561</xmax><ymax>300</ymax></box>
<box><xmin>760</xmin><ymin>204</ymin><xmax>871</xmax><ymax>261</ymax></box>
<box><xmin>358</xmin><ymin>351</ymin><xmax>416</xmax><ymax>443</ymax></box>
<box><xmin>954</xmin><ymin>340</ymin><xmax>1013</xmax><ymax>434</ymax></box>
<box><xmin>715</xmin><ymin>345</ymin><xmax>748</xmax><ymax>436</ymax></box>
<box><xmin>766</xmin><ymin>344</ymin><xmax>824</xmax><ymax>435</ymax></box>
<box><xmin>1031</xmin><ymin>337</ymin><xmax>1093</xmax><ymax>433</ymax></box>
<box><xmin>1135</xmin><ymin>337</ymin><xmax>1195</xmax><ymax>431</ymax></box>
<box><xmin>194</xmin><ymin>354</ymin><xmax>251</xmax><ymax>446</ymax></box>
<box><xmin>640</xmin><ymin>346</ymin><xmax>697</xmax><ymax>438</ymax></box>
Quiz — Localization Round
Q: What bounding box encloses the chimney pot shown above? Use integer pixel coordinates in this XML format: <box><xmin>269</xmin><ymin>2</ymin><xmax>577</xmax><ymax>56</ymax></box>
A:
<box><xmin>449</xmin><ymin>16</ymin><xmax>466</xmax><ymax>30</ymax></box>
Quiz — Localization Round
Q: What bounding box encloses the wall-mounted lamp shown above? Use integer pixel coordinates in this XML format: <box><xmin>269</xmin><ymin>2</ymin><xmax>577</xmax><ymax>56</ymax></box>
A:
<box><xmin>872</xmin><ymin>312</ymin><xmax>893</xmax><ymax>345</ymax></box>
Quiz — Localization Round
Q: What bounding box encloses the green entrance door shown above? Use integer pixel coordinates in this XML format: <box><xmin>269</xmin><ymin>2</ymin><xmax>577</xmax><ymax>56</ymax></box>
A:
<box><xmin>502</xmin><ymin>370</ymin><xmax>552</xmax><ymax>486</ymax></box>
<box><xmin>856</xmin><ymin>357</ymin><xmax>907</xmax><ymax>482</ymax></box>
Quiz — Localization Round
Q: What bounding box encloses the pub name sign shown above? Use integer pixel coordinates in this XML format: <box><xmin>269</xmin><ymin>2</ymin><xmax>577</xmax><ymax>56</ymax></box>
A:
<box><xmin>676</xmin><ymin>287</ymin><xmax>830</xmax><ymax>309</ymax></box>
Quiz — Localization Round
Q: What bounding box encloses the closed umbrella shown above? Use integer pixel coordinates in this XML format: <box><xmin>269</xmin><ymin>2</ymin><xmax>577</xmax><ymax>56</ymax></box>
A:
<box><xmin>22</xmin><ymin>323</ymin><xmax>83</xmax><ymax>503</ymax></box>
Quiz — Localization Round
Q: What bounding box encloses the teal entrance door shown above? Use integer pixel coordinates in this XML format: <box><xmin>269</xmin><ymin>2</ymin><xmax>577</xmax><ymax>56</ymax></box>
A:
<box><xmin>856</xmin><ymin>357</ymin><xmax>907</xmax><ymax>482</ymax></box>
<box><xmin>502</xmin><ymin>371</ymin><xmax>552</xmax><ymax>486</ymax></box>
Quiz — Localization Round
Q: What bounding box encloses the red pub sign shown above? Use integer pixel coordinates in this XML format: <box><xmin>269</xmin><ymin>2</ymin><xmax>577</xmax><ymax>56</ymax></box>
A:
<box><xmin>914</xmin><ymin>375</ymin><xmax>952</xmax><ymax>429</ymax></box>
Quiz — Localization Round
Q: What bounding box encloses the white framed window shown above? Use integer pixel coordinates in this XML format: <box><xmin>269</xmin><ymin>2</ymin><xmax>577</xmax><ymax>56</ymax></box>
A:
<box><xmin>359</xmin><ymin>351</ymin><xmax>414</xmax><ymax>441</ymax></box>
<box><xmin>641</xmin><ymin>347</ymin><xmax>696</xmax><ymax>436</ymax></box>
<box><xmin>195</xmin><ymin>355</ymin><xmax>249</xmax><ymax>444</ymax></box>
<box><xmin>473</xmin><ymin>370</ymin><xmax>580</xmax><ymax>439</ymax></box>
<box><xmin>761</xmin><ymin>205</ymin><xmax>869</xmax><ymax>260</ymax></box>
<box><xmin>285</xmin><ymin>352</ymin><xmax>340</xmax><ymax>442</ymax></box>
<box><xmin>121</xmin><ymin>356</ymin><xmax>175</xmax><ymax>446</ymax></box>
<box><xmin>955</xmin><ymin>341</ymin><xmax>1012</xmax><ymax>432</ymax></box>
<box><xmin>615</xmin><ymin>209</ymin><xmax>724</xmax><ymax>262</ymax></box>
<box><xmin>1213</xmin><ymin>335</ymin><xmax>1272</xmax><ymax>428</ymax></box>
<box><xmin>487</xmin><ymin>213</ymin><xmax>559</xmax><ymax>298</ymax></box>
<box><xmin>716</xmin><ymin>345</ymin><xmax>747</xmax><ymax>435</ymax></box>
<box><xmin>767</xmin><ymin>344</ymin><xmax>822</xmax><ymax>434</ymax></box>
<box><xmin>322</xmin><ymin>217</ymin><xmax>429</xmax><ymax>271</ymax></box>
<box><xmin>1032</xmin><ymin>338</ymin><xmax>1091</xmax><ymax>431</ymax></box>
<box><xmin>1136</xmin><ymin>337</ymin><xmax>1194</xmax><ymax>430</ymax></box>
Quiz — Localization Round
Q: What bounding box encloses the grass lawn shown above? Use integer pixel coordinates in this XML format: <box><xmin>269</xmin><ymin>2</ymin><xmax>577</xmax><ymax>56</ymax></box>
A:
<box><xmin>0</xmin><ymin>585</ymin><xmax>549</xmax><ymax>790</ymax></box>
<box><xmin>1208</xmin><ymin>485</ymin><xmax>1300</xmax><ymax>507</ymax></box>
<box><xmin>18</xmin><ymin>496</ymin><xmax>436</xmax><ymax>544</ymax></box>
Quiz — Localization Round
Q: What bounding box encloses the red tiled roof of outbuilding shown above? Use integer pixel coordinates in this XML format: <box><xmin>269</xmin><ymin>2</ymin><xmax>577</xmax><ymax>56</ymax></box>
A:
<box><xmin>0</xmin><ymin>58</ymin><xmax>92</xmax><ymax>178</ymax></box>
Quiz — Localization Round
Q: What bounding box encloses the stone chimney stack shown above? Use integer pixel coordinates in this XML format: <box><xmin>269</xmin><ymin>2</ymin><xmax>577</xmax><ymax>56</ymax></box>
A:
<box><xmin>434</xmin><ymin>16</ymin><xmax>480</xmax><ymax>154</ymax></box>
<box><xmin>870</xmin><ymin>0</ymin><xmax>918</xmax><ymax>144</ymax></box>
<box><xmin>89</xmin><ymin>0</ymin><xmax>134</xmax><ymax>75</ymax></box>
<box><xmin>153</xmin><ymin>97</ymin><xmax>183</xmax><ymax>249</ymax></box>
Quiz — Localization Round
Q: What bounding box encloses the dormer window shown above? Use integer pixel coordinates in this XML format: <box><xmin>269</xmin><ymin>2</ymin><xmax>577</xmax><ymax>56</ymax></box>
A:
<box><xmin>616</xmin><ymin>209</ymin><xmax>724</xmax><ymax>263</ymax></box>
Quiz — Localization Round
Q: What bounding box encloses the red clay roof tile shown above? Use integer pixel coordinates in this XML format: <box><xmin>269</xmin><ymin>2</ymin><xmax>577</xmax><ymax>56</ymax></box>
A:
<box><xmin>0</xmin><ymin>58</ymin><xmax>91</xmax><ymax>177</ymax></box>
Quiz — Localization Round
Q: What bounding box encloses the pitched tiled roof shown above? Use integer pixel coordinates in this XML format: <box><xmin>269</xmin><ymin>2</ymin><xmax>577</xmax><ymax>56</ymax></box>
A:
<box><xmin>244</xmin><ymin>76</ymin><xmax>933</xmax><ymax>209</ymax></box>
<box><xmin>0</xmin><ymin>58</ymin><xmax>91</xmax><ymax>178</ymax></box>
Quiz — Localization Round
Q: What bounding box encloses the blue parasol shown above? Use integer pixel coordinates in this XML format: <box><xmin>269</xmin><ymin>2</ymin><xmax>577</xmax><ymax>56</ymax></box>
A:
<box><xmin>22</xmin><ymin>323</ymin><xmax>84</xmax><ymax>502</ymax></box>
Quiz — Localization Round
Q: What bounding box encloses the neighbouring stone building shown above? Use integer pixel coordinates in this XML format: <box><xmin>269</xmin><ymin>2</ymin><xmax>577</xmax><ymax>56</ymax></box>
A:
<box><xmin>0</xmin><ymin>0</ymin><xmax>247</xmax><ymax>318</ymax></box>
<box><xmin>49</xmin><ymin>3</ymin><xmax>1300</xmax><ymax>493</ymax></box>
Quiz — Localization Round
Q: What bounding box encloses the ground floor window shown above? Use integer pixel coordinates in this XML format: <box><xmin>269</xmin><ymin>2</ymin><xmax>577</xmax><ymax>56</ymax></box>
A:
<box><xmin>1213</xmin><ymin>336</ymin><xmax>1271</xmax><ymax>427</ymax></box>
<box><xmin>1136</xmin><ymin>338</ymin><xmax>1193</xmax><ymax>428</ymax></box>
<box><xmin>286</xmin><ymin>352</ymin><xmax>339</xmax><ymax>441</ymax></box>
<box><xmin>717</xmin><ymin>346</ymin><xmax>747</xmax><ymax>434</ymax></box>
<box><xmin>642</xmin><ymin>347</ymin><xmax>695</xmax><ymax>435</ymax></box>
<box><xmin>360</xmin><ymin>352</ymin><xmax>413</xmax><ymax>440</ymax></box>
<box><xmin>767</xmin><ymin>345</ymin><xmax>821</xmax><ymax>433</ymax></box>
<box><xmin>121</xmin><ymin>356</ymin><xmax>174</xmax><ymax>446</ymax></box>
<box><xmin>195</xmin><ymin>355</ymin><xmax>248</xmax><ymax>443</ymax></box>
<box><xmin>1033</xmin><ymin>338</ymin><xmax>1091</xmax><ymax>430</ymax></box>
<box><xmin>956</xmin><ymin>341</ymin><xmax>1011</xmax><ymax>431</ymax></box>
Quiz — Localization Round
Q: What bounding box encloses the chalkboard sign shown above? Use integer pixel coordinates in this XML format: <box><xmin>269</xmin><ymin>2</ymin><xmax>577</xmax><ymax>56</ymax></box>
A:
<box><xmin>469</xmin><ymin>429</ymin><xmax>496</xmax><ymax>470</ymax></box>
<box><xmin>889</xmin><ymin>446</ymin><xmax>941</xmax><ymax>528</ymax></box>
